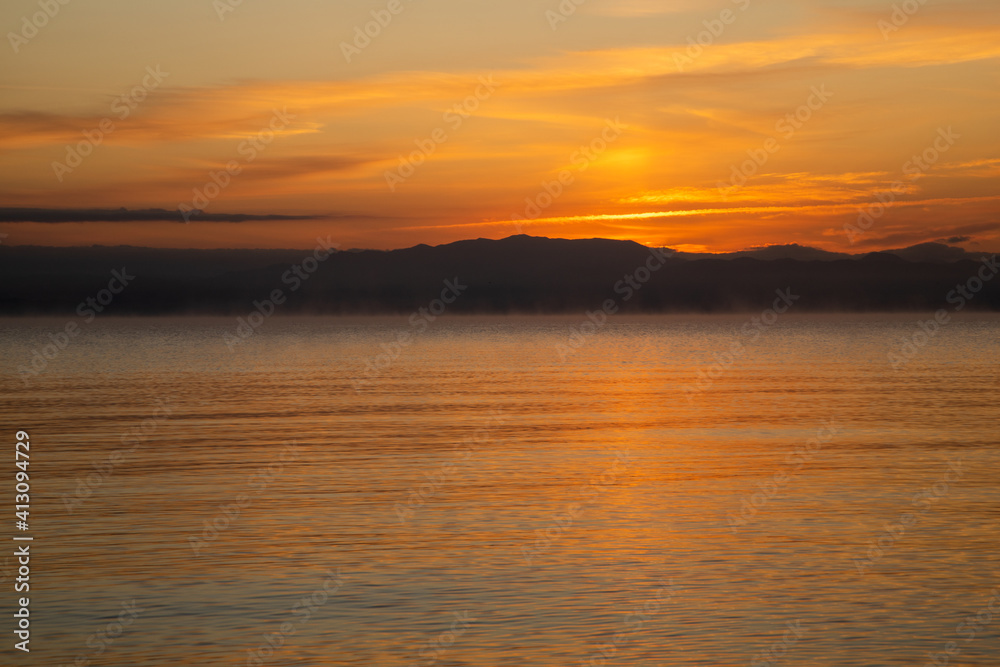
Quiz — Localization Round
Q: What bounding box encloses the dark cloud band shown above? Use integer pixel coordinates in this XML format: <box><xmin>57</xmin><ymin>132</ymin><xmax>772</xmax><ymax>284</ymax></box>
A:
<box><xmin>0</xmin><ymin>208</ymin><xmax>325</xmax><ymax>223</ymax></box>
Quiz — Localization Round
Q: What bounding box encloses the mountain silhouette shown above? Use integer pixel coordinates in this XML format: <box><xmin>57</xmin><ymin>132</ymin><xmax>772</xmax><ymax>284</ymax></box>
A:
<box><xmin>1</xmin><ymin>235</ymin><xmax>996</xmax><ymax>314</ymax></box>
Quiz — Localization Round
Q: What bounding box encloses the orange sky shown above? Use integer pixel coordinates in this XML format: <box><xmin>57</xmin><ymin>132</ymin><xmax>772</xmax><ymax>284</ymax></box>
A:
<box><xmin>1</xmin><ymin>0</ymin><xmax>998</xmax><ymax>251</ymax></box>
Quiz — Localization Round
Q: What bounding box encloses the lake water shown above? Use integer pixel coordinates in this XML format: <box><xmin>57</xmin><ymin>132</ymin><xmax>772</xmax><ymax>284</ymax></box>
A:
<box><xmin>2</xmin><ymin>314</ymin><xmax>999</xmax><ymax>666</ymax></box>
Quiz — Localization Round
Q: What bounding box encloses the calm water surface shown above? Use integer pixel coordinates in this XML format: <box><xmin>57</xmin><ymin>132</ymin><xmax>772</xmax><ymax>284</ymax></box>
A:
<box><xmin>1</xmin><ymin>315</ymin><xmax>998</xmax><ymax>666</ymax></box>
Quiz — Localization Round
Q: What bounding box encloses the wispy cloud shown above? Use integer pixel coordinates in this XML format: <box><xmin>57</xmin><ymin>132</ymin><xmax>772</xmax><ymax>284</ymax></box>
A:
<box><xmin>1</xmin><ymin>1</ymin><xmax>997</xmax><ymax>251</ymax></box>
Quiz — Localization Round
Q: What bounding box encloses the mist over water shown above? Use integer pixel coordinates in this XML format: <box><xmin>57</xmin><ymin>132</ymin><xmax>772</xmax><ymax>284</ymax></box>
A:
<box><xmin>2</xmin><ymin>315</ymin><xmax>999</xmax><ymax>666</ymax></box>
